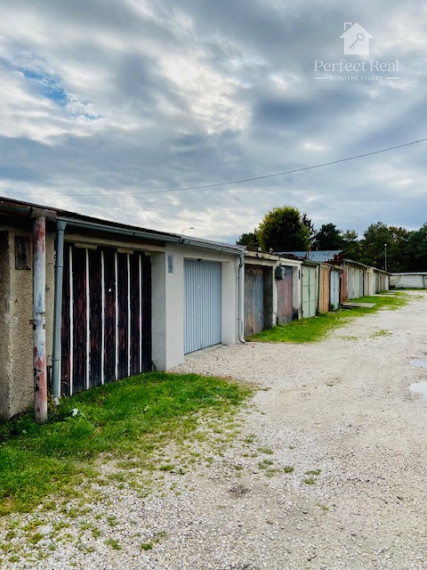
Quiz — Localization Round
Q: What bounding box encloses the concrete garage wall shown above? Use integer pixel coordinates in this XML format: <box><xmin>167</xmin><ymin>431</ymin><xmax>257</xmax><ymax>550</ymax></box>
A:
<box><xmin>0</xmin><ymin>224</ymin><xmax>55</xmax><ymax>420</ymax></box>
<box><xmin>390</xmin><ymin>273</ymin><xmax>427</xmax><ymax>289</ymax></box>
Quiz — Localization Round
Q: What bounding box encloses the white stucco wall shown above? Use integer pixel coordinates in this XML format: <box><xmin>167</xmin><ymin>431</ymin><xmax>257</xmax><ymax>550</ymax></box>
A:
<box><xmin>390</xmin><ymin>274</ymin><xmax>427</xmax><ymax>289</ymax></box>
<box><xmin>151</xmin><ymin>245</ymin><xmax>240</xmax><ymax>371</ymax></box>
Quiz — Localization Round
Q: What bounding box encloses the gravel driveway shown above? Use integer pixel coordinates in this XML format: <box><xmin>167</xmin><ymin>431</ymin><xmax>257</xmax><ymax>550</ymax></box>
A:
<box><xmin>2</xmin><ymin>291</ymin><xmax>426</xmax><ymax>569</ymax></box>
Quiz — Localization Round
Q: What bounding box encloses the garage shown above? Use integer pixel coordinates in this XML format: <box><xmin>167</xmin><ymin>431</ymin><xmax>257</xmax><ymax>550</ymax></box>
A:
<box><xmin>302</xmin><ymin>265</ymin><xmax>316</xmax><ymax>318</ymax></box>
<box><xmin>61</xmin><ymin>243</ymin><xmax>152</xmax><ymax>395</ymax></box>
<box><xmin>184</xmin><ymin>259</ymin><xmax>222</xmax><ymax>354</ymax></box>
<box><xmin>276</xmin><ymin>265</ymin><xmax>294</xmax><ymax>324</ymax></box>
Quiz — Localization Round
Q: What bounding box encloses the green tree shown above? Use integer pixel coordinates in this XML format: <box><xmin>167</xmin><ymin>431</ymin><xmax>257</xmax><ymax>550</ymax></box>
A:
<box><xmin>313</xmin><ymin>223</ymin><xmax>344</xmax><ymax>250</ymax></box>
<box><xmin>359</xmin><ymin>222</ymin><xmax>411</xmax><ymax>271</ymax></box>
<box><xmin>302</xmin><ymin>212</ymin><xmax>316</xmax><ymax>248</ymax></box>
<box><xmin>341</xmin><ymin>229</ymin><xmax>361</xmax><ymax>260</ymax></box>
<box><xmin>258</xmin><ymin>206</ymin><xmax>310</xmax><ymax>252</ymax></box>
<box><xmin>406</xmin><ymin>224</ymin><xmax>427</xmax><ymax>271</ymax></box>
<box><xmin>236</xmin><ymin>231</ymin><xmax>260</xmax><ymax>251</ymax></box>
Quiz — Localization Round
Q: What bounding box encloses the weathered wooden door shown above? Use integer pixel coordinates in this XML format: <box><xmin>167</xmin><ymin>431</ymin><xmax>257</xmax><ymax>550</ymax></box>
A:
<box><xmin>318</xmin><ymin>266</ymin><xmax>330</xmax><ymax>313</ymax></box>
<box><xmin>277</xmin><ymin>266</ymin><xmax>293</xmax><ymax>324</ymax></box>
<box><xmin>244</xmin><ymin>265</ymin><xmax>265</xmax><ymax>336</ymax></box>
<box><xmin>61</xmin><ymin>244</ymin><xmax>151</xmax><ymax>396</ymax></box>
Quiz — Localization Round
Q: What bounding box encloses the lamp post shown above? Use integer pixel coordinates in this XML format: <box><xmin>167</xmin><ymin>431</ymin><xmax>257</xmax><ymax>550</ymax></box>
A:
<box><xmin>384</xmin><ymin>243</ymin><xmax>388</xmax><ymax>272</ymax></box>
<box><xmin>183</xmin><ymin>226</ymin><xmax>195</xmax><ymax>234</ymax></box>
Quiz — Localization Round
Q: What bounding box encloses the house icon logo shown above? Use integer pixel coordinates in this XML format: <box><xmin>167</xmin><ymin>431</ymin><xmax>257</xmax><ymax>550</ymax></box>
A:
<box><xmin>340</xmin><ymin>22</ymin><xmax>373</xmax><ymax>55</ymax></box>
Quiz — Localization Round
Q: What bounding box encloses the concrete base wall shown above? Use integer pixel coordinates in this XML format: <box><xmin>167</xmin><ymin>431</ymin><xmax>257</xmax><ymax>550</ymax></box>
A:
<box><xmin>390</xmin><ymin>274</ymin><xmax>427</xmax><ymax>289</ymax></box>
<box><xmin>0</xmin><ymin>223</ymin><xmax>54</xmax><ymax>420</ymax></box>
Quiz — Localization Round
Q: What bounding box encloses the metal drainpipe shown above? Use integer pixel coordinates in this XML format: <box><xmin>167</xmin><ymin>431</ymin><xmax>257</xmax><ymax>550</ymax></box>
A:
<box><xmin>238</xmin><ymin>253</ymin><xmax>245</xmax><ymax>343</ymax></box>
<box><xmin>33</xmin><ymin>215</ymin><xmax>47</xmax><ymax>422</ymax></box>
<box><xmin>51</xmin><ymin>220</ymin><xmax>67</xmax><ymax>403</ymax></box>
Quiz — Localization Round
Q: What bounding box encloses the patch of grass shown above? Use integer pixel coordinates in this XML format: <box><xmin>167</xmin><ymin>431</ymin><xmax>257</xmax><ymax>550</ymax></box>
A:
<box><xmin>257</xmin><ymin>446</ymin><xmax>274</xmax><ymax>455</ymax></box>
<box><xmin>283</xmin><ymin>465</ymin><xmax>295</xmax><ymax>474</ymax></box>
<box><xmin>258</xmin><ymin>459</ymin><xmax>274</xmax><ymax>470</ymax></box>
<box><xmin>105</xmin><ymin>538</ymin><xmax>121</xmax><ymax>550</ymax></box>
<box><xmin>371</xmin><ymin>329</ymin><xmax>391</xmax><ymax>338</ymax></box>
<box><xmin>303</xmin><ymin>477</ymin><xmax>316</xmax><ymax>485</ymax></box>
<box><xmin>140</xmin><ymin>530</ymin><xmax>167</xmax><ymax>551</ymax></box>
<box><xmin>305</xmin><ymin>469</ymin><xmax>321</xmax><ymax>476</ymax></box>
<box><xmin>0</xmin><ymin>373</ymin><xmax>251</xmax><ymax>516</ymax></box>
<box><xmin>303</xmin><ymin>468</ymin><xmax>322</xmax><ymax>485</ymax></box>
<box><xmin>247</xmin><ymin>292</ymin><xmax>408</xmax><ymax>343</ymax></box>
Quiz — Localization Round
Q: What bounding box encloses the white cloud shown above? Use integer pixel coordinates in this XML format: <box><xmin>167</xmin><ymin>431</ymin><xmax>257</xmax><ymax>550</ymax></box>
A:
<box><xmin>0</xmin><ymin>0</ymin><xmax>426</xmax><ymax>242</ymax></box>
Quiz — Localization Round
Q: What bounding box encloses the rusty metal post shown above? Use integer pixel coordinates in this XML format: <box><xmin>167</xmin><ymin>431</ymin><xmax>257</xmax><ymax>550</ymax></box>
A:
<box><xmin>33</xmin><ymin>215</ymin><xmax>47</xmax><ymax>422</ymax></box>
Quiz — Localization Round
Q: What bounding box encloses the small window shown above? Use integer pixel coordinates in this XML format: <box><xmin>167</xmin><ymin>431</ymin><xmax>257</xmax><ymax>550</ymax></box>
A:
<box><xmin>15</xmin><ymin>236</ymin><xmax>31</xmax><ymax>269</ymax></box>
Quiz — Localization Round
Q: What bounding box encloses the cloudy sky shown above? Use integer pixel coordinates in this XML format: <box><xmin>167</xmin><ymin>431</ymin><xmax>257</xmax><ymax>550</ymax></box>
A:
<box><xmin>1</xmin><ymin>0</ymin><xmax>426</xmax><ymax>242</ymax></box>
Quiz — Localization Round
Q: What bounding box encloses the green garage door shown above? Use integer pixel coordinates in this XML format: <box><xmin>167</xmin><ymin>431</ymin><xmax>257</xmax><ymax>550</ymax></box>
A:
<box><xmin>302</xmin><ymin>266</ymin><xmax>316</xmax><ymax>318</ymax></box>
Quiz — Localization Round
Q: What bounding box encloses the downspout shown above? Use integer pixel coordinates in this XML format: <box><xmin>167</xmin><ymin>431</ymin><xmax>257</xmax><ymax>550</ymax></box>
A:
<box><xmin>32</xmin><ymin>215</ymin><xmax>47</xmax><ymax>422</ymax></box>
<box><xmin>237</xmin><ymin>253</ymin><xmax>245</xmax><ymax>343</ymax></box>
<box><xmin>51</xmin><ymin>220</ymin><xmax>67</xmax><ymax>403</ymax></box>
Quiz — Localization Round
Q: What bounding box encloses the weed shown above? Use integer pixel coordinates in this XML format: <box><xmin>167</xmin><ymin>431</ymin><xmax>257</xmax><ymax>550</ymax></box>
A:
<box><xmin>105</xmin><ymin>538</ymin><xmax>121</xmax><ymax>550</ymax></box>
<box><xmin>258</xmin><ymin>459</ymin><xmax>274</xmax><ymax>470</ymax></box>
<box><xmin>159</xmin><ymin>464</ymin><xmax>175</xmax><ymax>472</ymax></box>
<box><xmin>316</xmin><ymin>502</ymin><xmax>330</xmax><ymax>512</ymax></box>
<box><xmin>283</xmin><ymin>465</ymin><xmax>295</xmax><ymax>474</ymax></box>
<box><xmin>305</xmin><ymin>469</ymin><xmax>321</xmax><ymax>476</ymax></box>
<box><xmin>140</xmin><ymin>530</ymin><xmax>167</xmax><ymax>551</ymax></box>
<box><xmin>303</xmin><ymin>477</ymin><xmax>316</xmax><ymax>485</ymax></box>
<box><xmin>257</xmin><ymin>446</ymin><xmax>274</xmax><ymax>455</ymax></box>
<box><xmin>243</xmin><ymin>434</ymin><xmax>256</xmax><ymax>444</ymax></box>
<box><xmin>371</xmin><ymin>329</ymin><xmax>391</xmax><ymax>338</ymax></box>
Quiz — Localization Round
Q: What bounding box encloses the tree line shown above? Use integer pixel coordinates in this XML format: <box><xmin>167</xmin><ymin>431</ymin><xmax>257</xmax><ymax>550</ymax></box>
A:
<box><xmin>236</xmin><ymin>206</ymin><xmax>427</xmax><ymax>272</ymax></box>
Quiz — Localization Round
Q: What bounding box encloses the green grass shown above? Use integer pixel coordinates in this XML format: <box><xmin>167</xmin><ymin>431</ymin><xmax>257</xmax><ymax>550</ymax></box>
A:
<box><xmin>247</xmin><ymin>292</ymin><xmax>408</xmax><ymax>343</ymax></box>
<box><xmin>0</xmin><ymin>372</ymin><xmax>250</xmax><ymax>516</ymax></box>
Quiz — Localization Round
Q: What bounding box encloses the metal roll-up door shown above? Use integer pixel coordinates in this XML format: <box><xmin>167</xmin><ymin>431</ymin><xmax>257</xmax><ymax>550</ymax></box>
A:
<box><xmin>184</xmin><ymin>259</ymin><xmax>222</xmax><ymax>354</ymax></box>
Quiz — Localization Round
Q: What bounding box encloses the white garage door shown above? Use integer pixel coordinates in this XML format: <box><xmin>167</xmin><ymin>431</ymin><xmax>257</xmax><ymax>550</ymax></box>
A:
<box><xmin>184</xmin><ymin>259</ymin><xmax>222</xmax><ymax>354</ymax></box>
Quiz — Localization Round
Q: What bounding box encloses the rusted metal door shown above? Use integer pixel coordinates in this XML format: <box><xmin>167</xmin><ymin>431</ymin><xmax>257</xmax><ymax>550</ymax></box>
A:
<box><xmin>244</xmin><ymin>265</ymin><xmax>265</xmax><ymax>336</ymax></box>
<box><xmin>184</xmin><ymin>259</ymin><xmax>222</xmax><ymax>354</ymax></box>
<box><xmin>341</xmin><ymin>267</ymin><xmax>348</xmax><ymax>302</ymax></box>
<box><xmin>277</xmin><ymin>266</ymin><xmax>293</xmax><ymax>324</ymax></box>
<box><xmin>61</xmin><ymin>244</ymin><xmax>151</xmax><ymax>396</ymax></box>
<box><xmin>302</xmin><ymin>266</ymin><xmax>316</xmax><ymax>318</ymax></box>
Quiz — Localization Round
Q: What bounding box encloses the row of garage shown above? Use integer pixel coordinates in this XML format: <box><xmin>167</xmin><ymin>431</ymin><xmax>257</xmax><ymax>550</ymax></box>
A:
<box><xmin>0</xmin><ymin>197</ymin><xmax>389</xmax><ymax>420</ymax></box>
<box><xmin>242</xmin><ymin>253</ymin><xmax>390</xmax><ymax>337</ymax></box>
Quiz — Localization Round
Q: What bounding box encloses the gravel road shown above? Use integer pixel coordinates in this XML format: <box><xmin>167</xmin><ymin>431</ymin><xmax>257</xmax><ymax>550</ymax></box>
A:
<box><xmin>2</xmin><ymin>291</ymin><xmax>426</xmax><ymax>569</ymax></box>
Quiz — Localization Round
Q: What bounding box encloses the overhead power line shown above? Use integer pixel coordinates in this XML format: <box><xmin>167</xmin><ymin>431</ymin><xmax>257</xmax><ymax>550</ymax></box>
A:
<box><xmin>11</xmin><ymin>137</ymin><xmax>427</xmax><ymax>198</ymax></box>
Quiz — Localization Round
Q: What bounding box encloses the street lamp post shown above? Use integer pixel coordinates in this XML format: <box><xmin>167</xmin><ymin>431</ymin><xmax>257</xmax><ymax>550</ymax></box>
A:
<box><xmin>183</xmin><ymin>226</ymin><xmax>195</xmax><ymax>234</ymax></box>
<box><xmin>384</xmin><ymin>243</ymin><xmax>388</xmax><ymax>272</ymax></box>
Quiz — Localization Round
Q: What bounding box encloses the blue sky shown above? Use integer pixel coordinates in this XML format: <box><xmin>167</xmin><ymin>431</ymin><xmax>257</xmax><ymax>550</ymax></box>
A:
<box><xmin>0</xmin><ymin>0</ymin><xmax>426</xmax><ymax>242</ymax></box>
